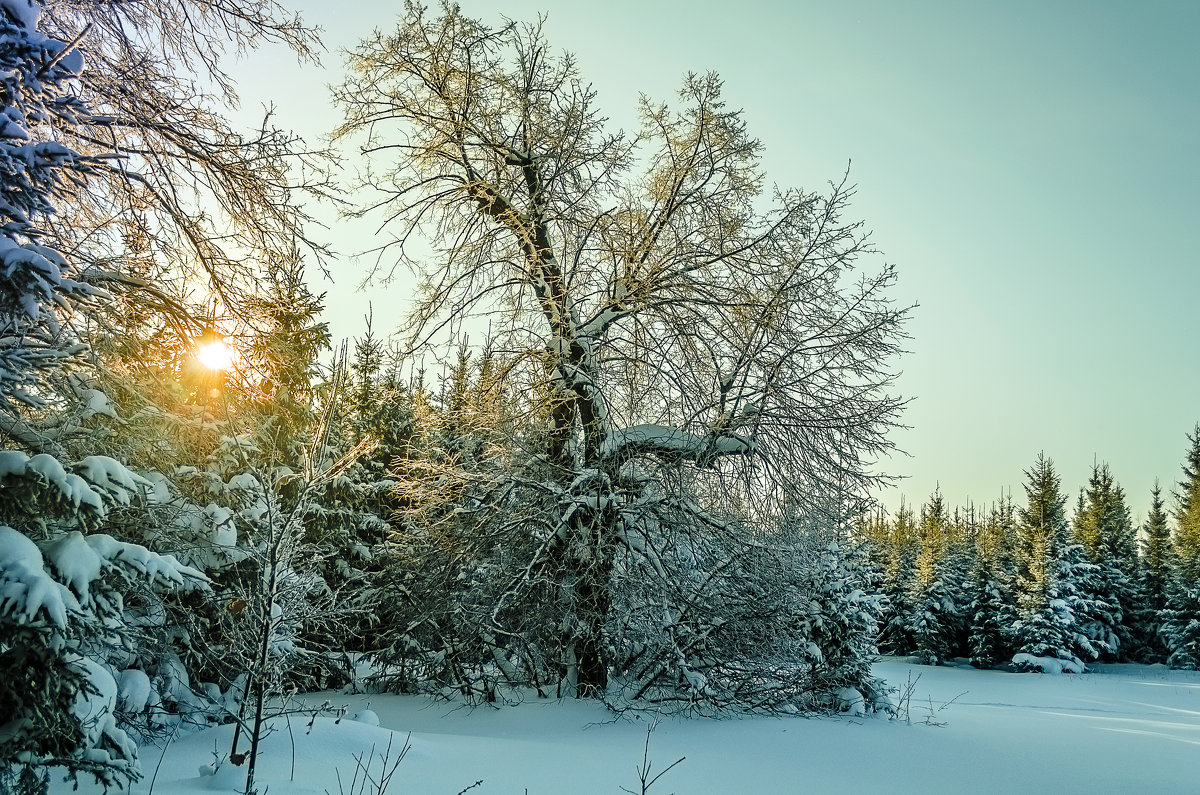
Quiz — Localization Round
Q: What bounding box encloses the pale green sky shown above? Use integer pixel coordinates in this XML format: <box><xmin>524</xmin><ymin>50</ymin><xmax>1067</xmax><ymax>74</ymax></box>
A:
<box><xmin>231</xmin><ymin>0</ymin><xmax>1200</xmax><ymax>519</ymax></box>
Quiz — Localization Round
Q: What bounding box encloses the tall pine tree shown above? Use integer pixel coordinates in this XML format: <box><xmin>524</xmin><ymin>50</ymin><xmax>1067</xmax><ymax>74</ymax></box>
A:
<box><xmin>876</xmin><ymin>501</ymin><xmax>919</xmax><ymax>655</ymax></box>
<box><xmin>1173</xmin><ymin>424</ymin><xmax>1200</xmax><ymax>580</ymax></box>
<box><xmin>1142</xmin><ymin>484</ymin><xmax>1174</xmax><ymax>612</ymax></box>
<box><xmin>906</xmin><ymin>489</ymin><xmax>967</xmax><ymax>664</ymax></box>
<box><xmin>1162</xmin><ymin>425</ymin><xmax>1200</xmax><ymax>668</ymax></box>
<box><xmin>1071</xmin><ymin>463</ymin><xmax>1137</xmax><ymax>660</ymax></box>
<box><xmin>968</xmin><ymin>496</ymin><xmax>1017</xmax><ymax>667</ymax></box>
<box><xmin>1009</xmin><ymin>454</ymin><xmax>1102</xmax><ymax>671</ymax></box>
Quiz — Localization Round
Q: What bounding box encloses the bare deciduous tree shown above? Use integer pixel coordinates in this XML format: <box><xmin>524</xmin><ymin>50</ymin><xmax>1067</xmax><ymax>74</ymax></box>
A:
<box><xmin>38</xmin><ymin>0</ymin><xmax>334</xmax><ymax>341</ymax></box>
<box><xmin>334</xmin><ymin>2</ymin><xmax>908</xmax><ymax>703</ymax></box>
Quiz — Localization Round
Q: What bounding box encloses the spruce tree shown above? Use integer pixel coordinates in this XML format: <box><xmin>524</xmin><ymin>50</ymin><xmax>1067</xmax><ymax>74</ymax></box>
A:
<box><xmin>1142</xmin><ymin>483</ymin><xmax>1174</xmax><ymax>612</ymax></box>
<box><xmin>0</xmin><ymin>1</ymin><xmax>206</xmax><ymax>785</ymax></box>
<box><xmin>1174</xmin><ymin>424</ymin><xmax>1200</xmax><ymax>580</ymax></box>
<box><xmin>1071</xmin><ymin>463</ymin><xmax>1137</xmax><ymax>659</ymax></box>
<box><xmin>1009</xmin><ymin>454</ymin><xmax>1101</xmax><ymax>670</ymax></box>
<box><xmin>0</xmin><ymin>0</ymin><xmax>99</xmax><ymax>415</ymax></box>
<box><xmin>907</xmin><ymin>489</ymin><xmax>966</xmax><ymax>664</ymax></box>
<box><xmin>1161</xmin><ymin>583</ymin><xmax>1200</xmax><ymax>669</ymax></box>
<box><xmin>1162</xmin><ymin>425</ymin><xmax>1200</xmax><ymax>667</ymax></box>
<box><xmin>876</xmin><ymin>502</ymin><xmax>919</xmax><ymax>655</ymax></box>
<box><xmin>968</xmin><ymin>496</ymin><xmax>1017</xmax><ymax>667</ymax></box>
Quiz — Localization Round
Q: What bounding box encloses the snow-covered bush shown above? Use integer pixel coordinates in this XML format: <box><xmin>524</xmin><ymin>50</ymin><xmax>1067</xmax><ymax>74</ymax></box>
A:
<box><xmin>0</xmin><ymin>453</ymin><xmax>206</xmax><ymax>788</ymax></box>
<box><xmin>606</xmin><ymin>524</ymin><xmax>888</xmax><ymax>715</ymax></box>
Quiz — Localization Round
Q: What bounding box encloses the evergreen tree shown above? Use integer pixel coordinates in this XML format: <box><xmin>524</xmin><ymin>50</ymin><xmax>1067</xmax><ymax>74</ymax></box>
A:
<box><xmin>1071</xmin><ymin>463</ymin><xmax>1137</xmax><ymax>659</ymax></box>
<box><xmin>968</xmin><ymin>496</ymin><xmax>1017</xmax><ymax>667</ymax></box>
<box><xmin>0</xmin><ymin>459</ymin><xmax>207</xmax><ymax>787</ymax></box>
<box><xmin>1142</xmin><ymin>483</ymin><xmax>1175</xmax><ymax>612</ymax></box>
<box><xmin>0</xmin><ymin>1</ymin><xmax>206</xmax><ymax>785</ymax></box>
<box><xmin>1013</xmin><ymin>456</ymin><xmax>1064</xmax><ymax>611</ymax></box>
<box><xmin>1009</xmin><ymin>454</ymin><xmax>1103</xmax><ymax>670</ymax></box>
<box><xmin>795</xmin><ymin>541</ymin><xmax>890</xmax><ymax>714</ymax></box>
<box><xmin>1160</xmin><ymin>582</ymin><xmax>1200</xmax><ymax>669</ymax></box>
<box><xmin>1174</xmin><ymin>424</ymin><xmax>1200</xmax><ymax>580</ymax></box>
<box><xmin>1162</xmin><ymin>424</ymin><xmax>1200</xmax><ymax>668</ymax></box>
<box><xmin>876</xmin><ymin>502</ymin><xmax>919</xmax><ymax>655</ymax></box>
<box><xmin>0</xmin><ymin>0</ymin><xmax>99</xmax><ymax>417</ymax></box>
<box><xmin>906</xmin><ymin>490</ymin><xmax>966</xmax><ymax>664</ymax></box>
<box><xmin>1126</xmin><ymin>483</ymin><xmax>1172</xmax><ymax>660</ymax></box>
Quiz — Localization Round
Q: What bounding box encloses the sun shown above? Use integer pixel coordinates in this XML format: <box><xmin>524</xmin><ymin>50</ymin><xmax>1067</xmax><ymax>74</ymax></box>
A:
<box><xmin>195</xmin><ymin>338</ymin><xmax>238</xmax><ymax>371</ymax></box>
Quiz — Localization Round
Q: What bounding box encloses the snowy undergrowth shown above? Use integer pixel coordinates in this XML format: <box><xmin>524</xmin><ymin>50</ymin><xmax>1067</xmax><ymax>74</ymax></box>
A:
<box><xmin>44</xmin><ymin>658</ymin><xmax>1200</xmax><ymax>794</ymax></box>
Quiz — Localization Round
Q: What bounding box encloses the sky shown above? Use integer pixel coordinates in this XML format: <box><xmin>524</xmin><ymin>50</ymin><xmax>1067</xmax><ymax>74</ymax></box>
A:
<box><xmin>228</xmin><ymin>0</ymin><xmax>1200</xmax><ymax>520</ymax></box>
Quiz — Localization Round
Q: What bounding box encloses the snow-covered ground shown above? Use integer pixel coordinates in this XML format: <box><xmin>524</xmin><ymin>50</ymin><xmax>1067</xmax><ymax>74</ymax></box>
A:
<box><xmin>51</xmin><ymin>659</ymin><xmax>1200</xmax><ymax>794</ymax></box>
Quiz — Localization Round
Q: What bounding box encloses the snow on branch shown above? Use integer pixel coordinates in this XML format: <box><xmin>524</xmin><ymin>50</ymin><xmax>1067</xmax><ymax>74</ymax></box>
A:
<box><xmin>0</xmin><ymin>525</ymin><xmax>78</xmax><ymax>627</ymax></box>
<box><xmin>600</xmin><ymin>424</ymin><xmax>756</xmax><ymax>466</ymax></box>
<box><xmin>0</xmin><ymin>449</ymin><xmax>153</xmax><ymax>515</ymax></box>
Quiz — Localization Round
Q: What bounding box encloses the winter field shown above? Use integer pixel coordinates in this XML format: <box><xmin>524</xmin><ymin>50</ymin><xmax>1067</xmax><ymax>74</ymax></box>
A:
<box><xmin>47</xmin><ymin>658</ymin><xmax>1200</xmax><ymax>795</ymax></box>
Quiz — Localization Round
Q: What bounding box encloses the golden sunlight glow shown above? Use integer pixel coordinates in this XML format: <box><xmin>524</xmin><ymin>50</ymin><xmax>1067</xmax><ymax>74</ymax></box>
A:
<box><xmin>195</xmin><ymin>338</ymin><xmax>238</xmax><ymax>371</ymax></box>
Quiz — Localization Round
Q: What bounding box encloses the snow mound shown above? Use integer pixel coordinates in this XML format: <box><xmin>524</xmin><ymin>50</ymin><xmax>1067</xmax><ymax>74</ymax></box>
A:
<box><xmin>836</xmin><ymin>686</ymin><xmax>866</xmax><ymax>716</ymax></box>
<box><xmin>1012</xmin><ymin>653</ymin><xmax>1086</xmax><ymax>674</ymax></box>
<box><xmin>352</xmin><ymin>709</ymin><xmax>380</xmax><ymax>726</ymax></box>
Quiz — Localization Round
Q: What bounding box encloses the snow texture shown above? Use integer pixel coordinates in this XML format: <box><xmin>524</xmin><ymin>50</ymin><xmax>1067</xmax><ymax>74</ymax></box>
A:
<box><xmin>84</xmin><ymin>533</ymin><xmax>207</xmax><ymax>587</ymax></box>
<box><xmin>82</xmin><ymin>389</ymin><xmax>119</xmax><ymax>420</ymax></box>
<box><xmin>0</xmin><ymin>525</ymin><xmax>78</xmax><ymax>626</ymax></box>
<box><xmin>117</xmin><ymin>669</ymin><xmax>153</xmax><ymax>714</ymax></box>
<box><xmin>69</xmin><ymin>655</ymin><xmax>139</xmax><ymax>764</ymax></box>
<box><xmin>1012</xmin><ymin>653</ymin><xmax>1086</xmax><ymax>675</ymax></box>
<box><xmin>45</xmin><ymin>531</ymin><xmax>103</xmax><ymax>600</ymax></box>
<box><xmin>44</xmin><ymin>658</ymin><xmax>1200</xmax><ymax>795</ymax></box>
<box><xmin>0</xmin><ymin>0</ymin><xmax>38</xmax><ymax>31</ymax></box>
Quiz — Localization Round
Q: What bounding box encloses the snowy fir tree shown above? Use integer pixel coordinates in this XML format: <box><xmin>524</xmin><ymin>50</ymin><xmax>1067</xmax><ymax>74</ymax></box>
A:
<box><xmin>905</xmin><ymin>491</ymin><xmax>967</xmax><ymax>664</ymax></box>
<box><xmin>1173</xmin><ymin>424</ymin><xmax>1200</xmax><ymax>581</ymax></box>
<box><xmin>0</xmin><ymin>458</ymin><xmax>207</xmax><ymax>788</ymax></box>
<box><xmin>0</xmin><ymin>0</ymin><xmax>207</xmax><ymax>786</ymax></box>
<box><xmin>967</xmin><ymin>497</ymin><xmax>1017</xmax><ymax>667</ymax></box>
<box><xmin>1007</xmin><ymin>455</ymin><xmax>1103</xmax><ymax>671</ymax></box>
<box><xmin>1161</xmin><ymin>579</ymin><xmax>1200</xmax><ymax>670</ymax></box>
<box><xmin>794</xmin><ymin>540</ymin><xmax>891</xmax><ymax>715</ymax></box>
<box><xmin>1162</xmin><ymin>427</ymin><xmax>1200</xmax><ymax>668</ymax></box>
<box><xmin>1070</xmin><ymin>464</ymin><xmax>1138</xmax><ymax>660</ymax></box>
<box><xmin>0</xmin><ymin>0</ymin><xmax>99</xmax><ymax>416</ymax></box>
<box><xmin>1142</xmin><ymin>483</ymin><xmax>1175</xmax><ymax>613</ymax></box>
<box><xmin>873</xmin><ymin>502</ymin><xmax>919</xmax><ymax>655</ymax></box>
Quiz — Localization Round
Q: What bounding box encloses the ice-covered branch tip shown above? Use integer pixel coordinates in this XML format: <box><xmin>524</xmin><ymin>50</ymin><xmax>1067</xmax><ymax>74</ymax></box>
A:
<box><xmin>599</xmin><ymin>424</ymin><xmax>755</xmax><ymax>466</ymax></box>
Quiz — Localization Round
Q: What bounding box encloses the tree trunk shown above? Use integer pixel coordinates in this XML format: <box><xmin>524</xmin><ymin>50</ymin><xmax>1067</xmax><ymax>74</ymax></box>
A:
<box><xmin>572</xmin><ymin>546</ymin><xmax>614</xmax><ymax>697</ymax></box>
<box><xmin>560</xmin><ymin>499</ymin><xmax>617</xmax><ymax>697</ymax></box>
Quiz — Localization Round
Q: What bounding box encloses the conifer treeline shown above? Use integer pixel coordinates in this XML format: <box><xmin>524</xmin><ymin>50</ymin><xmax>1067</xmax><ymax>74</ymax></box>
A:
<box><xmin>857</xmin><ymin>430</ymin><xmax>1200</xmax><ymax>670</ymax></box>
